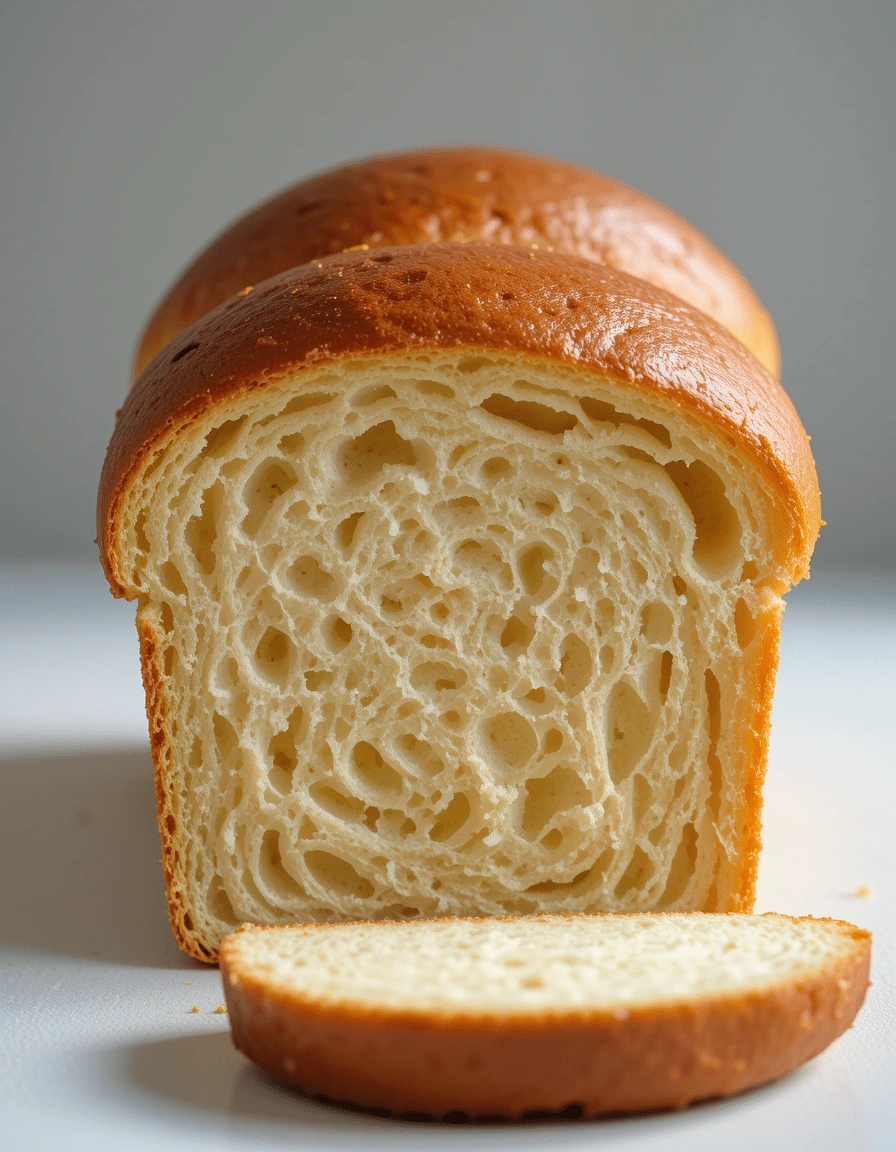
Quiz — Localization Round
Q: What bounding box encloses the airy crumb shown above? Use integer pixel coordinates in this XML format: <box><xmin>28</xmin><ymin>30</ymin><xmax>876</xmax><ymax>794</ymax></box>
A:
<box><xmin>190</xmin><ymin>1005</ymin><xmax>201</xmax><ymax>1013</ymax></box>
<box><xmin>214</xmin><ymin>1004</ymin><xmax>228</xmax><ymax>1014</ymax></box>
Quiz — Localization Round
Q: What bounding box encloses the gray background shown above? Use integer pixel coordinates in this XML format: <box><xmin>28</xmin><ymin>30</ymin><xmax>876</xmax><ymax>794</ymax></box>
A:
<box><xmin>1</xmin><ymin>0</ymin><xmax>893</xmax><ymax>569</ymax></box>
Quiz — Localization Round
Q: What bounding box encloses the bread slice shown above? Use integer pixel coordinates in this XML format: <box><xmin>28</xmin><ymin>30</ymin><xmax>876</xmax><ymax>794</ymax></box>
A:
<box><xmin>220</xmin><ymin>913</ymin><xmax>869</xmax><ymax>1118</ymax></box>
<box><xmin>134</xmin><ymin>145</ymin><xmax>779</xmax><ymax>379</ymax></box>
<box><xmin>99</xmin><ymin>243</ymin><xmax>819</xmax><ymax>961</ymax></box>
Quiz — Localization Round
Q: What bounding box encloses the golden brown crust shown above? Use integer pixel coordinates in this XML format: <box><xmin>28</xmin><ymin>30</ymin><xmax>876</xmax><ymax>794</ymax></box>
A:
<box><xmin>100</xmin><ymin>243</ymin><xmax>818</xmax><ymax>599</ymax></box>
<box><xmin>137</xmin><ymin>616</ymin><xmax>211</xmax><ymax>961</ymax></box>
<box><xmin>219</xmin><ymin>917</ymin><xmax>870</xmax><ymax>1118</ymax></box>
<box><xmin>134</xmin><ymin>145</ymin><xmax>779</xmax><ymax>378</ymax></box>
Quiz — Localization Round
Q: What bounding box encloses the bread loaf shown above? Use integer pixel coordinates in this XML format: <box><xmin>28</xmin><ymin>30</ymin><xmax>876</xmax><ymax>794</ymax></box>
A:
<box><xmin>134</xmin><ymin>145</ymin><xmax>779</xmax><ymax>378</ymax></box>
<box><xmin>220</xmin><ymin>913</ymin><xmax>870</xmax><ymax>1117</ymax></box>
<box><xmin>99</xmin><ymin>243</ymin><xmax>819</xmax><ymax>961</ymax></box>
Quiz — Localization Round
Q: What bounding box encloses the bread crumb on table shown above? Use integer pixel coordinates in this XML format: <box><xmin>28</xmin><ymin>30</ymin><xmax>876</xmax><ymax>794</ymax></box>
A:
<box><xmin>190</xmin><ymin>1005</ymin><xmax>201</xmax><ymax>1013</ymax></box>
<box><xmin>852</xmin><ymin>885</ymin><xmax>874</xmax><ymax>899</ymax></box>
<box><xmin>214</xmin><ymin>1004</ymin><xmax>228</xmax><ymax>1014</ymax></box>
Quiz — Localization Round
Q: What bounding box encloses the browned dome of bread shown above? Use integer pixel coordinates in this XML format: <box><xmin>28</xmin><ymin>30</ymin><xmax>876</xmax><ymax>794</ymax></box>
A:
<box><xmin>100</xmin><ymin>245</ymin><xmax>818</xmax><ymax>961</ymax></box>
<box><xmin>134</xmin><ymin>146</ymin><xmax>780</xmax><ymax>380</ymax></box>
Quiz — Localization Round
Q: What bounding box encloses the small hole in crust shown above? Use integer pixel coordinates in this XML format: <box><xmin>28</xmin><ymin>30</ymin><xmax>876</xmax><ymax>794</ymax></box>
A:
<box><xmin>170</xmin><ymin>342</ymin><xmax>199</xmax><ymax>364</ymax></box>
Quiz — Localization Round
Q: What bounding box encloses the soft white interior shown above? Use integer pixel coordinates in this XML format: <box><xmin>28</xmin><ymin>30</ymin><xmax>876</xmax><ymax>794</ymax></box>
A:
<box><xmin>120</xmin><ymin>353</ymin><xmax>784</xmax><ymax>954</ymax></box>
<box><xmin>225</xmin><ymin>914</ymin><xmax>853</xmax><ymax>1013</ymax></box>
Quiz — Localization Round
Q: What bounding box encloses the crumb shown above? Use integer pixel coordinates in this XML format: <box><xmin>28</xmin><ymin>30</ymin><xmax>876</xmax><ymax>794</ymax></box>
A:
<box><xmin>343</xmin><ymin>243</ymin><xmax>369</xmax><ymax>253</ymax></box>
<box><xmin>214</xmin><ymin>1004</ymin><xmax>228</xmax><ymax>1015</ymax></box>
<box><xmin>184</xmin><ymin>981</ymin><xmax>192</xmax><ymax>985</ymax></box>
<box><xmin>852</xmin><ymin>885</ymin><xmax>874</xmax><ymax>899</ymax></box>
<box><xmin>190</xmin><ymin>1005</ymin><xmax>201</xmax><ymax>1013</ymax></box>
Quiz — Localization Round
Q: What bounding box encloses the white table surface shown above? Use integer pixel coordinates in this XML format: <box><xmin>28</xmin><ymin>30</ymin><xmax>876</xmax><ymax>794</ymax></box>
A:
<box><xmin>1</xmin><ymin>562</ymin><xmax>893</xmax><ymax>1151</ymax></box>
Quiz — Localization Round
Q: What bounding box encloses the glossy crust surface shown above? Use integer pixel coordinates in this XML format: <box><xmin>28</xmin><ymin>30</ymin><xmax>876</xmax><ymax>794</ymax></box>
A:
<box><xmin>102</xmin><ymin>243</ymin><xmax>817</xmax><ymax>598</ymax></box>
<box><xmin>134</xmin><ymin>146</ymin><xmax>779</xmax><ymax>378</ymax></box>
<box><xmin>219</xmin><ymin>916</ymin><xmax>870</xmax><ymax>1118</ymax></box>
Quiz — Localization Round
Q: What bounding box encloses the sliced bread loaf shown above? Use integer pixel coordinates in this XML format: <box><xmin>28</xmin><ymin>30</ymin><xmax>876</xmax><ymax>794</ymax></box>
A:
<box><xmin>99</xmin><ymin>243</ymin><xmax>819</xmax><ymax>961</ymax></box>
<box><xmin>220</xmin><ymin>913</ymin><xmax>870</xmax><ymax>1117</ymax></box>
<box><xmin>134</xmin><ymin>145</ymin><xmax>779</xmax><ymax>378</ymax></box>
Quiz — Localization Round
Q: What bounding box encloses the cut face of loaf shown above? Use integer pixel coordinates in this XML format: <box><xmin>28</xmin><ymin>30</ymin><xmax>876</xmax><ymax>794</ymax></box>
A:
<box><xmin>220</xmin><ymin>914</ymin><xmax>871</xmax><ymax>1117</ymax></box>
<box><xmin>100</xmin><ymin>246</ymin><xmax>819</xmax><ymax>961</ymax></box>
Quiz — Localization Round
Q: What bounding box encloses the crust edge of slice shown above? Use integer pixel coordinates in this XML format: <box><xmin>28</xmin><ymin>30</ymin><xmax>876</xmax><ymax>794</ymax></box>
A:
<box><xmin>219</xmin><ymin>913</ymin><xmax>871</xmax><ymax>1118</ymax></box>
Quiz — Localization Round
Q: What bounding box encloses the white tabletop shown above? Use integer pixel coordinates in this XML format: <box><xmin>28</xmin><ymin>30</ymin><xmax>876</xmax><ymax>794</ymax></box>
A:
<box><xmin>1</xmin><ymin>563</ymin><xmax>893</xmax><ymax>1151</ymax></box>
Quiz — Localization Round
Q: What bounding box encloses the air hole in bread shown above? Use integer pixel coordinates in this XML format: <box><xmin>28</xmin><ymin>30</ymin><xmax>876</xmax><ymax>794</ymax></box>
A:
<box><xmin>213</xmin><ymin>712</ymin><xmax>238</xmax><ymax>762</ymax></box>
<box><xmin>281</xmin><ymin>393</ymin><xmax>334</xmax><ymax>416</ymax></box>
<box><xmin>606</xmin><ymin>682</ymin><xmax>653</xmax><ymax>784</ymax></box>
<box><xmin>351</xmin><ymin>741</ymin><xmax>403</xmax><ymax>798</ymax></box>
<box><xmin>499</xmin><ymin>612</ymin><xmax>534</xmax><ymax>655</ymax></box>
<box><xmin>254</xmin><ymin>627</ymin><xmax>294</xmax><ymax>685</ymax></box>
<box><xmin>160</xmin><ymin>561</ymin><xmax>187</xmax><ymax>597</ymax></box>
<box><xmin>480</xmin><ymin>394</ymin><xmax>578</xmax><ymax>436</ymax></box>
<box><xmin>557</xmin><ymin>634</ymin><xmax>593</xmax><ymax>698</ymax></box>
<box><xmin>542</xmin><ymin>728</ymin><xmax>563</xmax><ymax>755</ymax></box>
<box><xmin>579</xmin><ymin>397</ymin><xmax>672</xmax><ymax>448</ymax></box>
<box><xmin>735</xmin><ymin>598</ymin><xmax>759</xmax><ymax>649</ymax></box>
<box><xmin>480</xmin><ymin>456</ymin><xmax>513</xmax><ymax>485</ymax></box>
<box><xmin>338</xmin><ymin>421</ymin><xmax>417</xmax><ymax>486</ymax></box>
<box><xmin>614</xmin><ymin>845</ymin><xmax>654</xmax><ymax>897</ymax></box>
<box><xmin>659</xmin><ymin>821</ymin><xmax>698</xmax><ymax>906</ymax></box>
<box><xmin>351</xmin><ymin>384</ymin><xmax>397</xmax><ymax>407</ymax></box>
<box><xmin>704</xmin><ymin>670</ymin><xmax>723</xmax><ymax>817</ymax></box>
<box><xmin>202</xmin><ymin>418</ymin><xmax>247</xmax><ymax>458</ymax></box>
<box><xmin>429</xmin><ymin>793</ymin><xmax>472</xmax><ymax>842</ymax></box>
<box><xmin>185</xmin><ymin>482</ymin><xmax>223</xmax><ymax>576</ymax></box>
<box><xmin>396</xmin><ymin>734</ymin><xmax>444</xmax><ymax>778</ymax></box>
<box><xmin>304</xmin><ymin>850</ymin><xmax>374</xmax><ymax>899</ymax></box>
<box><xmin>207</xmin><ymin>878</ymin><xmax>238</xmax><ymax>926</ymax></box>
<box><xmin>278</xmin><ymin>431</ymin><xmax>305</xmax><ymax>457</ymax></box>
<box><xmin>322</xmin><ymin>615</ymin><xmax>353</xmax><ymax>652</ymax></box>
<box><xmin>259</xmin><ymin>830</ymin><xmax>306</xmax><ymax>900</ymax></box>
<box><xmin>241</xmin><ymin>458</ymin><xmax>297</xmax><ymax>536</ymax></box>
<box><xmin>526</xmin><ymin>849</ymin><xmax>612</xmax><ymax>893</ymax></box>
<box><xmin>414</xmin><ymin>379</ymin><xmax>455</xmax><ymax>399</ymax></box>
<box><xmin>287</xmin><ymin>555</ymin><xmax>338</xmax><ymax>601</ymax></box>
<box><xmin>336</xmin><ymin>511</ymin><xmax>365</xmax><ymax>552</ymax></box>
<box><xmin>453</xmin><ymin>539</ymin><xmax>513</xmax><ymax>590</ymax></box>
<box><xmin>309</xmin><ymin>782</ymin><xmax>366</xmax><ymax>822</ymax></box>
<box><xmin>521</xmin><ymin>766</ymin><xmax>590</xmax><ymax>839</ymax></box>
<box><xmin>658</xmin><ymin>651</ymin><xmax>673</xmax><ymax>702</ymax></box>
<box><xmin>482</xmin><ymin>712</ymin><xmax>538</xmax><ymax>774</ymax></box>
<box><xmin>158</xmin><ymin>601</ymin><xmax>175</xmax><ymax>634</ymax></box>
<box><xmin>663</xmin><ymin>460</ymin><xmax>743</xmax><ymax>578</ymax></box>
<box><xmin>411</xmin><ymin>661</ymin><xmax>467</xmax><ymax>693</ymax></box>
<box><xmin>517</xmin><ymin>544</ymin><xmax>554</xmax><ymax>598</ymax></box>
<box><xmin>640</xmin><ymin>602</ymin><xmax>674</xmax><ymax>645</ymax></box>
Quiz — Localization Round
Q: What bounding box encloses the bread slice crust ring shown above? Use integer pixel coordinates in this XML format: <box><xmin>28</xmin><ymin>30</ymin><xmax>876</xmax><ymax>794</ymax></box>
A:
<box><xmin>220</xmin><ymin>913</ymin><xmax>870</xmax><ymax>1118</ymax></box>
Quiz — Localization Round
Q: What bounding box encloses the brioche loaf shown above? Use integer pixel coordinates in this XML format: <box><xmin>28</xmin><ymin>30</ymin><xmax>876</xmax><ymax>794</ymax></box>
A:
<box><xmin>99</xmin><ymin>243</ymin><xmax>819</xmax><ymax>962</ymax></box>
<box><xmin>220</xmin><ymin>913</ymin><xmax>869</xmax><ymax>1117</ymax></box>
<box><xmin>134</xmin><ymin>145</ymin><xmax>779</xmax><ymax>379</ymax></box>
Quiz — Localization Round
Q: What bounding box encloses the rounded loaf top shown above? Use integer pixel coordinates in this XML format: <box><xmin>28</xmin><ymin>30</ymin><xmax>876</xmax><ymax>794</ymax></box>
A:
<box><xmin>103</xmin><ymin>243</ymin><xmax>817</xmax><ymax>594</ymax></box>
<box><xmin>134</xmin><ymin>145</ymin><xmax>780</xmax><ymax>379</ymax></box>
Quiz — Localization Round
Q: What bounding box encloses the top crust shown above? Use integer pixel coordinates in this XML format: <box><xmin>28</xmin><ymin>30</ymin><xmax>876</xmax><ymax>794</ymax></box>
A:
<box><xmin>134</xmin><ymin>145</ymin><xmax>779</xmax><ymax>378</ymax></box>
<box><xmin>100</xmin><ymin>243</ymin><xmax>818</xmax><ymax>597</ymax></box>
